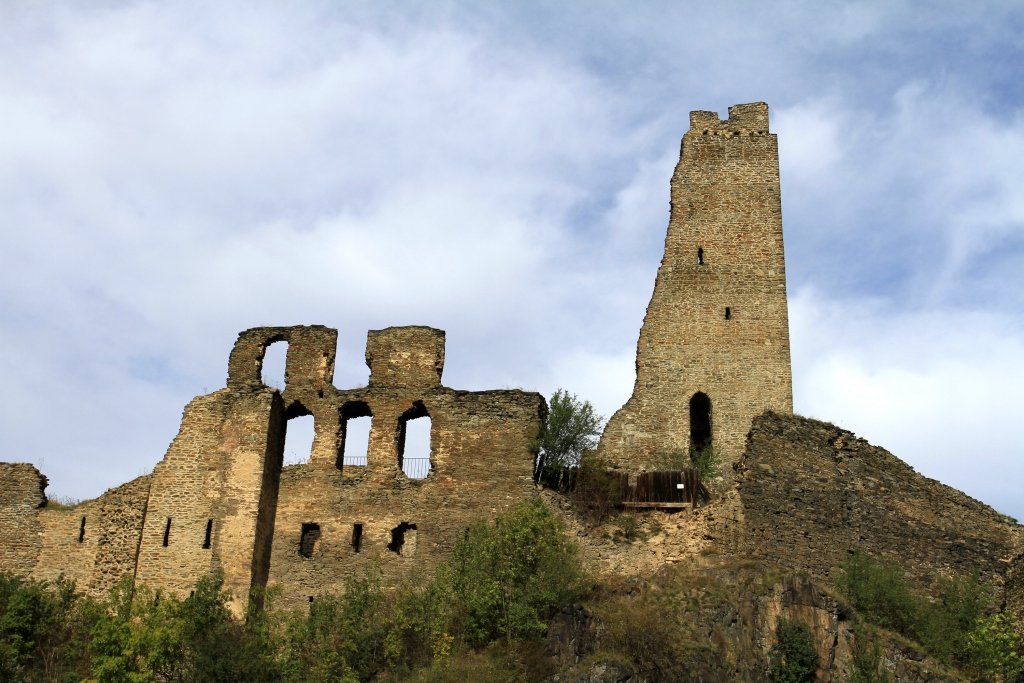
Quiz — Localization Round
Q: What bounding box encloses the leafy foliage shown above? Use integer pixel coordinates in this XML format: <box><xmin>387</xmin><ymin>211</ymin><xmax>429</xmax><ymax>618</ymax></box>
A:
<box><xmin>768</xmin><ymin>617</ymin><xmax>819</xmax><ymax>682</ymax></box>
<box><xmin>537</xmin><ymin>389</ymin><xmax>603</xmax><ymax>473</ymax></box>
<box><xmin>839</xmin><ymin>552</ymin><xmax>1023</xmax><ymax>678</ymax></box>
<box><xmin>436</xmin><ymin>498</ymin><xmax>585</xmax><ymax>647</ymax></box>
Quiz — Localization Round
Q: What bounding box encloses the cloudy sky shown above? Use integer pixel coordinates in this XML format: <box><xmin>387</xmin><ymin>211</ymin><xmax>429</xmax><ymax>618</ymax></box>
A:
<box><xmin>2</xmin><ymin>1</ymin><xmax>1022</xmax><ymax>520</ymax></box>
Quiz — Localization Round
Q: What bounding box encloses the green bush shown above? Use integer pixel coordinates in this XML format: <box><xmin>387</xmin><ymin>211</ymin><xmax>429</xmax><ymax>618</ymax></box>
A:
<box><xmin>838</xmin><ymin>553</ymin><xmax>1024</xmax><ymax>678</ymax></box>
<box><xmin>768</xmin><ymin>617</ymin><xmax>819</xmax><ymax>682</ymax></box>
<box><xmin>436</xmin><ymin>498</ymin><xmax>585</xmax><ymax>647</ymax></box>
<box><xmin>838</xmin><ymin>552</ymin><xmax>919</xmax><ymax>635</ymax></box>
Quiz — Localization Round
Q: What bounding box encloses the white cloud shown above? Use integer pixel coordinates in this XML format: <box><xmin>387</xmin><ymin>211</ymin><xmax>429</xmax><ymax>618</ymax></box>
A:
<box><xmin>791</xmin><ymin>287</ymin><xmax>1024</xmax><ymax>519</ymax></box>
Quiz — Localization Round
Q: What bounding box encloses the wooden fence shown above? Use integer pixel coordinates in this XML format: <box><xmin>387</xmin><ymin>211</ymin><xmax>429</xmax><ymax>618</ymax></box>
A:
<box><xmin>536</xmin><ymin>463</ymin><xmax>709</xmax><ymax>509</ymax></box>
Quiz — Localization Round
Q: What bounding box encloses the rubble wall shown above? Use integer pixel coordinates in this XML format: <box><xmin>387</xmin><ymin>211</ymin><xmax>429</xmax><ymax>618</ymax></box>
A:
<box><xmin>734</xmin><ymin>412</ymin><xmax>1024</xmax><ymax>602</ymax></box>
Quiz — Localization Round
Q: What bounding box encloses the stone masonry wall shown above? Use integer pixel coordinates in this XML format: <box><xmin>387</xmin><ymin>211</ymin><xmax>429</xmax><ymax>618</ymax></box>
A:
<box><xmin>734</xmin><ymin>412</ymin><xmax>1024</xmax><ymax>604</ymax></box>
<box><xmin>0</xmin><ymin>464</ymin><xmax>46</xmax><ymax>575</ymax></box>
<box><xmin>32</xmin><ymin>475</ymin><xmax>151</xmax><ymax>597</ymax></box>
<box><xmin>599</xmin><ymin>102</ymin><xmax>793</xmax><ymax>477</ymax></box>
<box><xmin>133</xmin><ymin>324</ymin><xmax>544</xmax><ymax>613</ymax></box>
<box><xmin>134</xmin><ymin>388</ymin><xmax>284</xmax><ymax>615</ymax></box>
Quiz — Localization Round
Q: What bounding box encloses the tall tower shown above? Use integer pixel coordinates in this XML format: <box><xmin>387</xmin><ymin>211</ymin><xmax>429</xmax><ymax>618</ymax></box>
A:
<box><xmin>599</xmin><ymin>102</ymin><xmax>792</xmax><ymax>475</ymax></box>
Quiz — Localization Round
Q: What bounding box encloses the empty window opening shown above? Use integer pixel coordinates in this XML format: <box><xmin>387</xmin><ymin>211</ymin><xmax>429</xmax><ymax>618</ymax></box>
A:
<box><xmin>351</xmin><ymin>523</ymin><xmax>364</xmax><ymax>553</ymax></box>
<box><xmin>387</xmin><ymin>522</ymin><xmax>417</xmax><ymax>556</ymax></box>
<box><xmin>202</xmin><ymin>519</ymin><xmax>213</xmax><ymax>549</ymax></box>
<box><xmin>78</xmin><ymin>516</ymin><xmax>86</xmax><ymax>543</ymax></box>
<box><xmin>162</xmin><ymin>518</ymin><xmax>172</xmax><ymax>547</ymax></box>
<box><xmin>339</xmin><ymin>402</ymin><xmax>373</xmax><ymax>469</ymax></box>
<box><xmin>260</xmin><ymin>339</ymin><xmax>288</xmax><ymax>389</ymax></box>
<box><xmin>697</xmin><ymin>247</ymin><xmax>704</xmax><ymax>265</ymax></box>
<box><xmin>725</xmin><ymin>307</ymin><xmax>732</xmax><ymax>320</ymax></box>
<box><xmin>299</xmin><ymin>523</ymin><xmax>321</xmax><ymax>558</ymax></box>
<box><xmin>308</xmin><ymin>596</ymin><xmax>314</xmax><ymax>604</ymax></box>
<box><xmin>689</xmin><ymin>392</ymin><xmax>713</xmax><ymax>457</ymax></box>
<box><xmin>398</xmin><ymin>402</ymin><xmax>431</xmax><ymax>479</ymax></box>
<box><xmin>283</xmin><ymin>404</ymin><xmax>315</xmax><ymax>466</ymax></box>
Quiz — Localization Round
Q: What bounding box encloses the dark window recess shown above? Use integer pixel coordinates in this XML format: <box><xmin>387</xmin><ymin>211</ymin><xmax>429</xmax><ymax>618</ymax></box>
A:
<box><xmin>689</xmin><ymin>392</ymin><xmax>713</xmax><ymax>454</ymax></box>
<box><xmin>162</xmin><ymin>518</ymin><xmax>172</xmax><ymax>547</ymax></box>
<box><xmin>352</xmin><ymin>523</ymin><xmax>364</xmax><ymax>553</ymax></box>
<box><xmin>78</xmin><ymin>516</ymin><xmax>86</xmax><ymax>543</ymax></box>
<box><xmin>725</xmin><ymin>307</ymin><xmax>732</xmax><ymax>320</ymax></box>
<box><xmin>299</xmin><ymin>523</ymin><xmax>321</xmax><ymax>558</ymax></box>
<box><xmin>697</xmin><ymin>247</ymin><xmax>704</xmax><ymax>265</ymax></box>
<box><xmin>308</xmin><ymin>596</ymin><xmax>315</xmax><ymax>603</ymax></box>
<box><xmin>202</xmin><ymin>519</ymin><xmax>213</xmax><ymax>549</ymax></box>
<box><xmin>387</xmin><ymin>522</ymin><xmax>417</xmax><ymax>555</ymax></box>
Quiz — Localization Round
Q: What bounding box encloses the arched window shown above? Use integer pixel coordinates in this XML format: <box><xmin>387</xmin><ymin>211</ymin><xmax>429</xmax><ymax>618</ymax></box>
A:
<box><xmin>283</xmin><ymin>402</ymin><xmax>315</xmax><ymax>466</ymax></box>
<box><xmin>397</xmin><ymin>402</ymin><xmax>431</xmax><ymax>479</ymax></box>
<box><xmin>339</xmin><ymin>401</ymin><xmax>373</xmax><ymax>470</ymax></box>
<box><xmin>689</xmin><ymin>392</ymin><xmax>712</xmax><ymax>455</ymax></box>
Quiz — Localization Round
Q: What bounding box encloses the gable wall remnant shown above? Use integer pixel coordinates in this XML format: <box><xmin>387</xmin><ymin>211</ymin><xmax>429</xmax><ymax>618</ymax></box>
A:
<box><xmin>599</xmin><ymin>102</ymin><xmax>793</xmax><ymax>476</ymax></box>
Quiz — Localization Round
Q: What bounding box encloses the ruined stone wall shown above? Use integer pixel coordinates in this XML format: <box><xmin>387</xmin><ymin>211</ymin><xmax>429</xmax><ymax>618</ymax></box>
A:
<box><xmin>734</xmin><ymin>412</ymin><xmax>1024</xmax><ymax>602</ymax></box>
<box><xmin>0</xmin><ymin>464</ymin><xmax>46</xmax><ymax>575</ymax></box>
<box><xmin>124</xmin><ymin>324</ymin><xmax>544</xmax><ymax>613</ymax></box>
<box><xmin>134</xmin><ymin>389</ymin><xmax>284</xmax><ymax>614</ymax></box>
<box><xmin>32</xmin><ymin>475</ymin><xmax>151</xmax><ymax>596</ymax></box>
<box><xmin>599</xmin><ymin>102</ymin><xmax>792</xmax><ymax>476</ymax></box>
<box><xmin>255</xmin><ymin>326</ymin><xmax>544</xmax><ymax>609</ymax></box>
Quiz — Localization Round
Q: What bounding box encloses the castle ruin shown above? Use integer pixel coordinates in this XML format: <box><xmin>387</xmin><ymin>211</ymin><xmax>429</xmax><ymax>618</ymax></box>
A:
<box><xmin>2</xmin><ymin>102</ymin><xmax>1020</xmax><ymax>619</ymax></box>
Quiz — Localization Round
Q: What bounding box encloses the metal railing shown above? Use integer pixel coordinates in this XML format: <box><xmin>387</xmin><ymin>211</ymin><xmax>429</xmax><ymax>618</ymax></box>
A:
<box><xmin>401</xmin><ymin>457</ymin><xmax>431</xmax><ymax>479</ymax></box>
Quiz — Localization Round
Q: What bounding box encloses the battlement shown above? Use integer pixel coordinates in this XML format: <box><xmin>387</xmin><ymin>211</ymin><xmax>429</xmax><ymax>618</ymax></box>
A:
<box><xmin>688</xmin><ymin>101</ymin><xmax>770</xmax><ymax>135</ymax></box>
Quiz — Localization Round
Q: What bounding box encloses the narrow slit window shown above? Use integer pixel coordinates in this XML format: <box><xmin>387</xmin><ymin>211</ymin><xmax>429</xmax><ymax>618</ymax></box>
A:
<box><xmin>202</xmin><ymin>519</ymin><xmax>213</xmax><ymax>549</ymax></box>
<box><xmin>697</xmin><ymin>247</ymin><xmax>704</xmax><ymax>265</ymax></box>
<box><xmin>162</xmin><ymin>518</ymin><xmax>172</xmax><ymax>547</ymax></box>
<box><xmin>725</xmin><ymin>307</ymin><xmax>732</xmax><ymax>320</ymax></box>
<box><xmin>352</xmin><ymin>523</ymin><xmax>364</xmax><ymax>553</ymax></box>
<box><xmin>78</xmin><ymin>516</ymin><xmax>86</xmax><ymax>543</ymax></box>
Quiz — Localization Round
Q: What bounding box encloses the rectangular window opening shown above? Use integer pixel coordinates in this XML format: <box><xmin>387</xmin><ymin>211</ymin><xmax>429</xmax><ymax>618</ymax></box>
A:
<box><xmin>202</xmin><ymin>519</ymin><xmax>213</xmax><ymax>549</ymax></box>
<box><xmin>725</xmin><ymin>306</ymin><xmax>732</xmax><ymax>320</ymax></box>
<box><xmin>78</xmin><ymin>516</ymin><xmax>86</xmax><ymax>543</ymax></box>
<box><xmin>299</xmin><ymin>523</ymin><xmax>321</xmax><ymax>558</ymax></box>
<box><xmin>162</xmin><ymin>518</ymin><xmax>172</xmax><ymax>547</ymax></box>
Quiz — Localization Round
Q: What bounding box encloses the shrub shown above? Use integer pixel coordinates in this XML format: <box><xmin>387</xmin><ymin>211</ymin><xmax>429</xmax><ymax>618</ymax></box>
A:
<box><xmin>435</xmin><ymin>498</ymin><xmax>585</xmax><ymax>647</ymax></box>
<box><xmin>838</xmin><ymin>552</ymin><xmax>919</xmax><ymax>635</ymax></box>
<box><xmin>962</xmin><ymin>613</ymin><xmax>1024</xmax><ymax>682</ymax></box>
<box><xmin>570</xmin><ymin>451</ymin><xmax>624</xmax><ymax>524</ymax></box>
<box><xmin>769</xmin><ymin>617</ymin><xmax>819</xmax><ymax>683</ymax></box>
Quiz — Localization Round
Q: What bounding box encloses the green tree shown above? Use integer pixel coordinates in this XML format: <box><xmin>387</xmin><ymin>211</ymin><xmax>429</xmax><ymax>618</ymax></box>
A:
<box><xmin>537</xmin><ymin>389</ymin><xmax>603</xmax><ymax>487</ymax></box>
<box><xmin>769</xmin><ymin>617</ymin><xmax>819</xmax><ymax>682</ymax></box>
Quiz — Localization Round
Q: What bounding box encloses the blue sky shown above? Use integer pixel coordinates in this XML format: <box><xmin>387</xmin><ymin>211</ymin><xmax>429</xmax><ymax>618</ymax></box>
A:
<box><xmin>1</xmin><ymin>1</ymin><xmax>1022</xmax><ymax>519</ymax></box>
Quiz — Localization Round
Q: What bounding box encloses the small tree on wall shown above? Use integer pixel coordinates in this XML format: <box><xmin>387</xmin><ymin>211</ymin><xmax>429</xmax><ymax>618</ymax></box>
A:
<box><xmin>536</xmin><ymin>389</ymin><xmax>603</xmax><ymax>487</ymax></box>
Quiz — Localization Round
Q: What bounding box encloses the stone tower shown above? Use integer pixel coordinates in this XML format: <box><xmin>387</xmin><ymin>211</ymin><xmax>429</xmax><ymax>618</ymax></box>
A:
<box><xmin>599</xmin><ymin>102</ymin><xmax>793</xmax><ymax>475</ymax></box>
